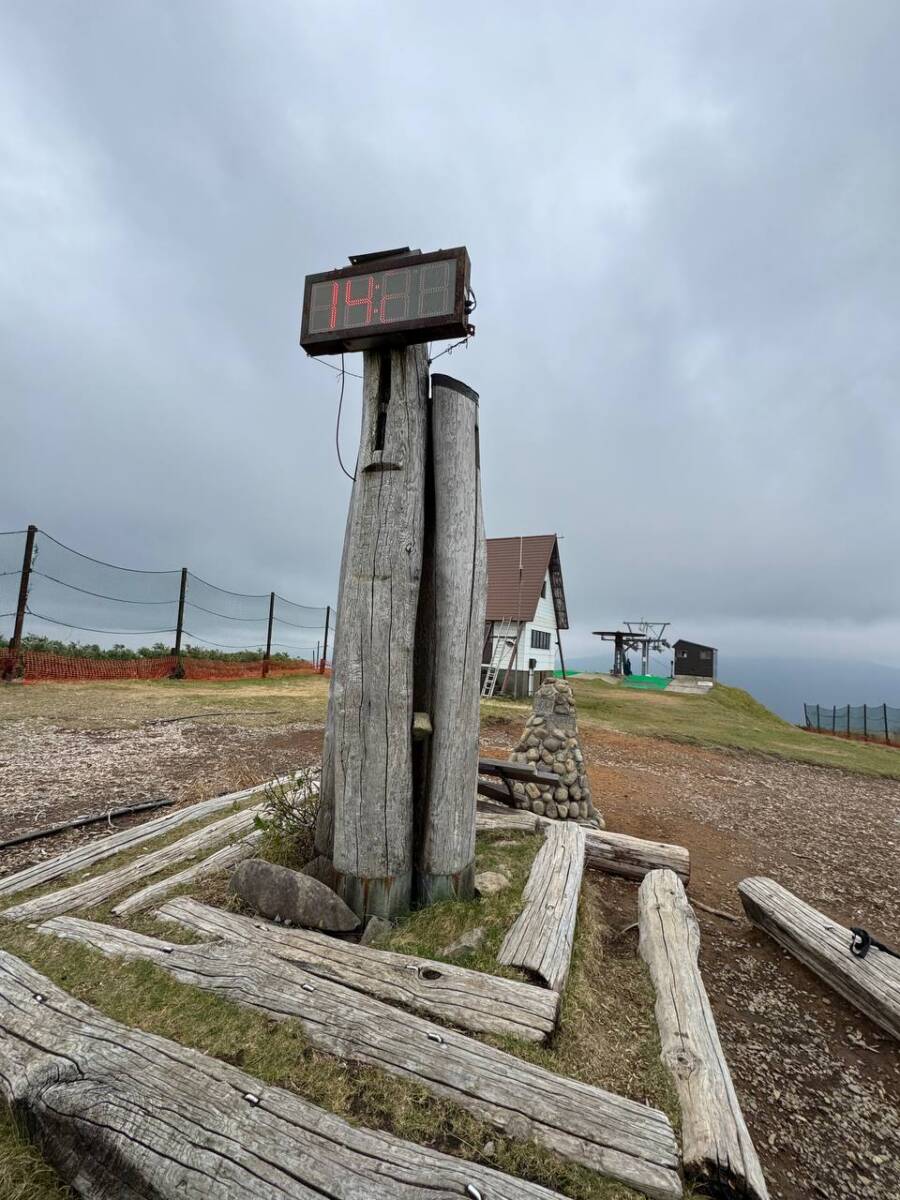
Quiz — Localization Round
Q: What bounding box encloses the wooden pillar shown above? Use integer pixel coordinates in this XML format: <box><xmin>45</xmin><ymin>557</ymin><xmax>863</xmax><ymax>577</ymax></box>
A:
<box><xmin>322</xmin><ymin>345</ymin><xmax>429</xmax><ymax>921</ymax></box>
<box><xmin>414</xmin><ymin>374</ymin><xmax>486</xmax><ymax>904</ymax></box>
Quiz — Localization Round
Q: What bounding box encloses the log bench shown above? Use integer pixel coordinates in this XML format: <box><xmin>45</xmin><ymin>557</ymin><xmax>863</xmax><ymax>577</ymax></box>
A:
<box><xmin>38</xmin><ymin>916</ymin><xmax>682</xmax><ymax>1199</ymax></box>
<box><xmin>498</xmin><ymin>821</ymin><xmax>585</xmax><ymax>992</ymax></box>
<box><xmin>477</xmin><ymin>755</ymin><xmax>558</xmax><ymax>804</ymax></box>
<box><xmin>155</xmin><ymin>895</ymin><xmax>560</xmax><ymax>1042</ymax></box>
<box><xmin>739</xmin><ymin>876</ymin><xmax>900</xmax><ymax>1041</ymax></box>
<box><xmin>0</xmin><ymin>949</ymin><xmax>572</xmax><ymax>1200</ymax></box>
<box><xmin>640</xmin><ymin>869</ymin><xmax>769</xmax><ymax>1199</ymax></box>
<box><xmin>475</xmin><ymin>804</ymin><xmax>691</xmax><ymax>884</ymax></box>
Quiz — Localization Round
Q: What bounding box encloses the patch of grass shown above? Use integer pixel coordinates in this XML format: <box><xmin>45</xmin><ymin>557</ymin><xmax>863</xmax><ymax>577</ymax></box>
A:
<box><xmin>563</xmin><ymin>677</ymin><xmax>900</xmax><ymax>779</ymax></box>
<box><xmin>0</xmin><ymin>674</ymin><xmax>330</xmax><ymax>730</ymax></box>
<box><xmin>482</xmin><ymin>676</ymin><xmax>900</xmax><ymax>779</ymax></box>
<box><xmin>0</xmin><ymin>1106</ymin><xmax>73</xmax><ymax>1200</ymax></box>
<box><xmin>0</xmin><ymin>829</ymin><xmax>690</xmax><ymax>1199</ymax></box>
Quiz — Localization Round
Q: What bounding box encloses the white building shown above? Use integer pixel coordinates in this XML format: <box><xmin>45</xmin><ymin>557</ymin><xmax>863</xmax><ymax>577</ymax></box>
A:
<box><xmin>482</xmin><ymin>534</ymin><xmax>569</xmax><ymax>698</ymax></box>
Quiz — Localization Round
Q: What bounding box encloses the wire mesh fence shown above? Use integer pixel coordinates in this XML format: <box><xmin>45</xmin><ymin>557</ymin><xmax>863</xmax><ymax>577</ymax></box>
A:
<box><xmin>0</xmin><ymin>527</ymin><xmax>335</xmax><ymax>683</ymax></box>
<box><xmin>803</xmin><ymin>702</ymin><xmax>900</xmax><ymax>746</ymax></box>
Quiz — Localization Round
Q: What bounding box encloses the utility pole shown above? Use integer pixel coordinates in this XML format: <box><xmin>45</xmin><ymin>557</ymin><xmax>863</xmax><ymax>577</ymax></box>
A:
<box><xmin>320</xmin><ymin>605</ymin><xmax>330</xmax><ymax>673</ymax></box>
<box><xmin>262</xmin><ymin>591</ymin><xmax>275</xmax><ymax>677</ymax></box>
<box><xmin>171</xmin><ymin>567</ymin><xmax>188</xmax><ymax>678</ymax></box>
<box><xmin>3</xmin><ymin>524</ymin><xmax>37</xmax><ymax>681</ymax></box>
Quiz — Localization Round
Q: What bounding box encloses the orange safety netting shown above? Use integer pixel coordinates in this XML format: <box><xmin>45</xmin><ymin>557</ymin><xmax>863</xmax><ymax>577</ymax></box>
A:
<box><xmin>7</xmin><ymin>651</ymin><xmax>329</xmax><ymax>683</ymax></box>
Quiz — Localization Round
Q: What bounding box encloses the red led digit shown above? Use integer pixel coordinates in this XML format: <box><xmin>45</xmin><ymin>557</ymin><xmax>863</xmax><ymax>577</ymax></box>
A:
<box><xmin>379</xmin><ymin>268</ymin><xmax>411</xmax><ymax>323</ymax></box>
<box><xmin>418</xmin><ymin>261</ymin><xmax>451</xmax><ymax>317</ymax></box>
<box><xmin>308</xmin><ymin>281</ymin><xmax>339</xmax><ymax>334</ymax></box>
<box><xmin>344</xmin><ymin>275</ymin><xmax>375</xmax><ymax>327</ymax></box>
<box><xmin>328</xmin><ymin>281</ymin><xmax>339</xmax><ymax>329</ymax></box>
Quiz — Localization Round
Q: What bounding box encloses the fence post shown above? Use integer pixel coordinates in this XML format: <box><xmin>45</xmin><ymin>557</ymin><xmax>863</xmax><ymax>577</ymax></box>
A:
<box><xmin>846</xmin><ymin>705</ymin><xmax>851</xmax><ymax>738</ymax></box>
<box><xmin>816</xmin><ymin>704</ymin><xmax>821</xmax><ymax>731</ymax></box>
<box><xmin>170</xmin><ymin>568</ymin><xmax>188</xmax><ymax>679</ymax></box>
<box><xmin>262</xmin><ymin>591</ymin><xmax>275</xmax><ymax>678</ymax></box>
<box><xmin>320</xmin><ymin>605</ymin><xmax>331</xmax><ymax>673</ymax></box>
<box><xmin>885</xmin><ymin>703</ymin><xmax>891</xmax><ymax>746</ymax></box>
<box><xmin>832</xmin><ymin>705</ymin><xmax>836</xmax><ymax>734</ymax></box>
<box><xmin>2</xmin><ymin>524</ymin><xmax>37</xmax><ymax>682</ymax></box>
<box><xmin>863</xmin><ymin>704</ymin><xmax>868</xmax><ymax>741</ymax></box>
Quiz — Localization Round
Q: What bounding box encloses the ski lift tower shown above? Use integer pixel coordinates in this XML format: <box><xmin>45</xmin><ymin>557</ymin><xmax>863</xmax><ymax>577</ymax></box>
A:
<box><xmin>623</xmin><ymin>621</ymin><xmax>671</xmax><ymax>676</ymax></box>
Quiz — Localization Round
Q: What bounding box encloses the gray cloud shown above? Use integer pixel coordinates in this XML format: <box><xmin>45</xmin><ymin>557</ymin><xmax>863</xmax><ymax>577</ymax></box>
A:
<box><xmin>1</xmin><ymin>1</ymin><xmax>898</xmax><ymax>666</ymax></box>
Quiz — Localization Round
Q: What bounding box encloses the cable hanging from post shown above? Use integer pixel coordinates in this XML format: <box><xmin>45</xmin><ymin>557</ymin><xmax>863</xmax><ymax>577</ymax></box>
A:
<box><xmin>30</xmin><ymin>572</ymin><xmax>178</xmax><ymax>605</ymax></box>
<box><xmin>24</xmin><ymin>610</ymin><xmax>177</xmax><ymax>637</ymax></box>
<box><xmin>334</xmin><ymin>352</ymin><xmax>357</xmax><ymax>482</ymax></box>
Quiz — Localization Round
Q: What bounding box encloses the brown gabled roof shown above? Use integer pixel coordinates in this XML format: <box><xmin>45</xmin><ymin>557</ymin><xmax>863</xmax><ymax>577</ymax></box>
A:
<box><xmin>485</xmin><ymin>535</ymin><xmax>568</xmax><ymax>630</ymax></box>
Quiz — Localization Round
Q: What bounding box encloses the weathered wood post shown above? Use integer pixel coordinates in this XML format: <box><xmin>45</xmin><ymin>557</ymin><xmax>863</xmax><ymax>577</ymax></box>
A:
<box><xmin>318</xmin><ymin>345</ymin><xmax>429</xmax><ymax>921</ymax></box>
<box><xmin>414</xmin><ymin>374</ymin><xmax>486</xmax><ymax>903</ymax></box>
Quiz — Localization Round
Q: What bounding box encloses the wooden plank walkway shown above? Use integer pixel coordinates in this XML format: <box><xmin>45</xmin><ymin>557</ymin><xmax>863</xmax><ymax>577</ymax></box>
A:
<box><xmin>498</xmin><ymin>822</ymin><xmax>585</xmax><ymax>992</ymax></box>
<box><xmin>0</xmin><ymin>772</ymin><xmax>302</xmax><ymax>898</ymax></box>
<box><xmin>0</xmin><ymin>949</ymin><xmax>570</xmax><ymax>1200</ymax></box>
<box><xmin>2</xmin><ymin>806</ymin><xmax>263</xmax><ymax>923</ymax></box>
<box><xmin>155</xmin><ymin>895</ymin><xmax>559</xmax><ymax>1041</ymax></box>
<box><xmin>39</xmin><ymin>915</ymin><xmax>682</xmax><ymax>1199</ymax></box>
<box><xmin>739</xmin><ymin>875</ymin><xmax>900</xmax><ymax>1041</ymax></box>
<box><xmin>640</xmin><ymin>869</ymin><xmax>769</xmax><ymax>1199</ymax></box>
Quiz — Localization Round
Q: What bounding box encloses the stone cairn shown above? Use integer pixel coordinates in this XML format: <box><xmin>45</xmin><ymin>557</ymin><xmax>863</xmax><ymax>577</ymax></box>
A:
<box><xmin>507</xmin><ymin>677</ymin><xmax>603</xmax><ymax>826</ymax></box>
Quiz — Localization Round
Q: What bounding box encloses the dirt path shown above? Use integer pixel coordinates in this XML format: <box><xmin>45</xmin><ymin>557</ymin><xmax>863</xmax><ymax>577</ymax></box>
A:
<box><xmin>503</xmin><ymin>722</ymin><xmax>900</xmax><ymax>1200</ymax></box>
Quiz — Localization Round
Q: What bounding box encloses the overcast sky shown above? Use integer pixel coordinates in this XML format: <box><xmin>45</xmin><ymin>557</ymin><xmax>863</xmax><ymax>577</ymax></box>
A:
<box><xmin>1</xmin><ymin>1</ymin><xmax>898</xmax><ymax>668</ymax></box>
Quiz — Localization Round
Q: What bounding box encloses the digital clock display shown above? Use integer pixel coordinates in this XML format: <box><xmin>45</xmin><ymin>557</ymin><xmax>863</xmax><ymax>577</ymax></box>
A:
<box><xmin>300</xmin><ymin>247</ymin><xmax>470</xmax><ymax>356</ymax></box>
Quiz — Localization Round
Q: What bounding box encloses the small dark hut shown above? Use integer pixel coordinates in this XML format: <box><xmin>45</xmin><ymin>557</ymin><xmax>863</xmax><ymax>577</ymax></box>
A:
<box><xmin>673</xmin><ymin>639</ymin><xmax>718</xmax><ymax>680</ymax></box>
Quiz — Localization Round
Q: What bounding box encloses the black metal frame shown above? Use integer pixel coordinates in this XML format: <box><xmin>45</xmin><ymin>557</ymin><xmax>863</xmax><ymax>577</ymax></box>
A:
<box><xmin>299</xmin><ymin>247</ymin><xmax>471</xmax><ymax>356</ymax></box>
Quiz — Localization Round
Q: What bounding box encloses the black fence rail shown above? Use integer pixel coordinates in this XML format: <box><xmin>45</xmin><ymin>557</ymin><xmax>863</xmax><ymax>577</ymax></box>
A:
<box><xmin>803</xmin><ymin>702</ymin><xmax>900</xmax><ymax>745</ymax></box>
<box><xmin>1</xmin><ymin>526</ymin><xmax>335</xmax><ymax>680</ymax></box>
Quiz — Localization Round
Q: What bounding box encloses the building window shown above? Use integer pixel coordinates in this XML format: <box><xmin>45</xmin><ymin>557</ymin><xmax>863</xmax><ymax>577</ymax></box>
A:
<box><xmin>540</xmin><ymin>580</ymin><xmax>547</xmax><ymax>598</ymax></box>
<box><xmin>699</xmin><ymin>649</ymin><xmax>712</xmax><ymax>660</ymax></box>
<box><xmin>530</xmin><ymin>629</ymin><xmax>551</xmax><ymax>650</ymax></box>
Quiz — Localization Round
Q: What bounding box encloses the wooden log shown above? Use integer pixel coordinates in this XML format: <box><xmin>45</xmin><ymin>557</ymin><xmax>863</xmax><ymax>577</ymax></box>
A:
<box><xmin>0</xmin><ymin>949</ymin><xmax>571</xmax><ymax>1200</ymax></box>
<box><xmin>639</xmin><ymin>869</ymin><xmax>770</xmax><ymax>1200</ymax></box>
<box><xmin>2</xmin><ymin>805</ymin><xmax>263</xmax><ymax>923</ymax></box>
<box><xmin>583</xmin><ymin>828</ymin><xmax>690</xmax><ymax>884</ymax></box>
<box><xmin>476</xmin><ymin>807</ymin><xmax>542</xmax><ymax>832</ymax></box>
<box><xmin>110</xmin><ymin>831</ymin><xmax>262</xmax><ymax>916</ymax></box>
<box><xmin>498</xmin><ymin>822</ymin><xmax>585</xmax><ymax>992</ymax></box>
<box><xmin>39</xmin><ymin>917</ymin><xmax>682</xmax><ymax>1199</ymax></box>
<box><xmin>413</xmin><ymin>374</ymin><xmax>487</xmax><ymax>904</ymax></box>
<box><xmin>739</xmin><ymin>875</ymin><xmax>900</xmax><ymax>1041</ymax></box>
<box><xmin>325</xmin><ymin>345</ymin><xmax>429</xmax><ymax>922</ymax></box>
<box><xmin>474</xmin><ymin>807</ymin><xmax>691</xmax><ymax>882</ymax></box>
<box><xmin>0</xmin><ymin>772</ymin><xmax>301</xmax><ymax>898</ymax></box>
<box><xmin>155</xmin><ymin>895</ymin><xmax>559</xmax><ymax>1042</ymax></box>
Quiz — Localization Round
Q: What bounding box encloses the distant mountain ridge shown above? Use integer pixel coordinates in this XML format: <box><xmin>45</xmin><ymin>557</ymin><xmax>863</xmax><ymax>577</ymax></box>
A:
<box><xmin>566</xmin><ymin>654</ymin><xmax>900</xmax><ymax>724</ymax></box>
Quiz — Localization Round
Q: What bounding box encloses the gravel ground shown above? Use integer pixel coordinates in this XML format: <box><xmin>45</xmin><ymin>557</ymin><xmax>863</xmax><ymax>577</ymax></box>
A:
<box><xmin>0</xmin><ymin>717</ymin><xmax>322</xmax><ymax>876</ymax></box>
<box><xmin>574</xmin><ymin>727</ymin><xmax>900</xmax><ymax>1200</ymax></box>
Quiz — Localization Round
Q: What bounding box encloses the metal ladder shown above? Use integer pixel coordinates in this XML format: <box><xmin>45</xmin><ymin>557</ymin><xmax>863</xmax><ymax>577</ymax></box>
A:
<box><xmin>481</xmin><ymin>627</ymin><xmax>521</xmax><ymax>698</ymax></box>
